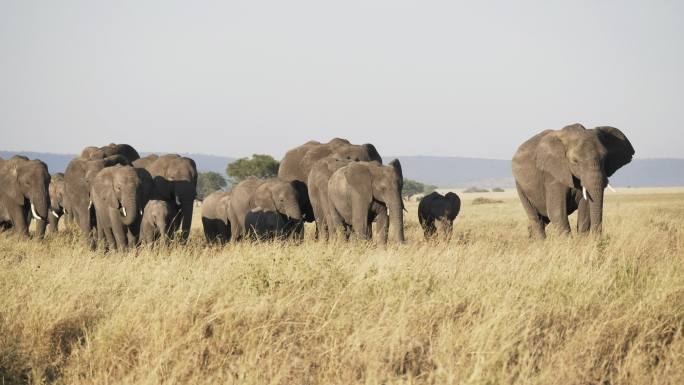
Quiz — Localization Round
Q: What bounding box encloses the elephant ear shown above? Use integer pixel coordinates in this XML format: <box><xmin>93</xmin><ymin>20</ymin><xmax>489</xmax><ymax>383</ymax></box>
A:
<box><xmin>535</xmin><ymin>133</ymin><xmax>574</xmax><ymax>188</ymax></box>
<box><xmin>1</xmin><ymin>159</ymin><xmax>23</xmax><ymax>205</ymax></box>
<box><xmin>593</xmin><ymin>126</ymin><xmax>635</xmax><ymax>177</ymax></box>
<box><xmin>363</xmin><ymin>143</ymin><xmax>382</xmax><ymax>163</ymax></box>
<box><xmin>93</xmin><ymin>176</ymin><xmax>118</xmax><ymax>210</ymax></box>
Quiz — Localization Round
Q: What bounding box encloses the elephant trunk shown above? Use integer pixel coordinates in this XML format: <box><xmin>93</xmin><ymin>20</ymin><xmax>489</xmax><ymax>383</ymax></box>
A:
<box><xmin>388</xmin><ymin>197</ymin><xmax>405</xmax><ymax>243</ymax></box>
<box><xmin>119</xmin><ymin>191</ymin><xmax>139</xmax><ymax>226</ymax></box>
<box><xmin>584</xmin><ymin>174</ymin><xmax>606</xmax><ymax>235</ymax></box>
<box><xmin>29</xmin><ymin>188</ymin><xmax>50</xmax><ymax>222</ymax></box>
<box><xmin>282</xmin><ymin>203</ymin><xmax>302</xmax><ymax>221</ymax></box>
<box><xmin>29</xmin><ymin>186</ymin><xmax>50</xmax><ymax>239</ymax></box>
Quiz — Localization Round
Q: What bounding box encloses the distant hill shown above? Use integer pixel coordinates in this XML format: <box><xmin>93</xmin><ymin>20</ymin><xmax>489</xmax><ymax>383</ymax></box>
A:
<box><xmin>2</xmin><ymin>150</ymin><xmax>682</xmax><ymax>187</ymax></box>
<box><xmin>385</xmin><ymin>156</ymin><xmax>684</xmax><ymax>188</ymax></box>
<box><xmin>385</xmin><ymin>156</ymin><xmax>513</xmax><ymax>188</ymax></box>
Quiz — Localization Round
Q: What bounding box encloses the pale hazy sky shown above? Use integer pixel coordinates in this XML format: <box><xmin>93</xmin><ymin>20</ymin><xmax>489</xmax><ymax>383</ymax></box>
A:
<box><xmin>1</xmin><ymin>0</ymin><xmax>682</xmax><ymax>159</ymax></box>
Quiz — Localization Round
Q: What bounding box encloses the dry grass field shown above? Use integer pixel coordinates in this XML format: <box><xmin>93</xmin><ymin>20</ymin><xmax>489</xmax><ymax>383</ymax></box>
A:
<box><xmin>1</xmin><ymin>188</ymin><xmax>683</xmax><ymax>384</ymax></box>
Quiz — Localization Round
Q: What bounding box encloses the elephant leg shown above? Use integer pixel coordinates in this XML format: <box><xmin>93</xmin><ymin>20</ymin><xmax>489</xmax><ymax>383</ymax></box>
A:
<box><xmin>423</xmin><ymin>218</ymin><xmax>436</xmax><ymax>239</ymax></box>
<box><xmin>47</xmin><ymin>214</ymin><xmax>59</xmax><ymax>234</ymax></box>
<box><xmin>169</xmin><ymin>210</ymin><xmax>181</xmax><ymax>239</ymax></box>
<box><xmin>443</xmin><ymin>219</ymin><xmax>454</xmax><ymax>241</ymax></box>
<box><xmin>546</xmin><ymin>184</ymin><xmax>571</xmax><ymax>236</ymax></box>
<box><xmin>34</xmin><ymin>218</ymin><xmax>47</xmax><ymax>239</ymax></box>
<box><xmin>328</xmin><ymin>207</ymin><xmax>346</xmax><ymax>241</ymax></box>
<box><xmin>9</xmin><ymin>204</ymin><xmax>29</xmax><ymax>239</ymax></box>
<box><xmin>102</xmin><ymin>226</ymin><xmax>115</xmax><ymax>251</ymax></box>
<box><xmin>229</xmin><ymin>219</ymin><xmax>240</xmax><ymax>242</ymax></box>
<box><xmin>77</xmin><ymin>206</ymin><xmax>95</xmax><ymax>249</ymax></box>
<box><xmin>374</xmin><ymin>206</ymin><xmax>389</xmax><ymax>244</ymax></box>
<box><xmin>217</xmin><ymin>221</ymin><xmax>230</xmax><ymax>244</ymax></box>
<box><xmin>108</xmin><ymin>209</ymin><xmax>128</xmax><ymax>250</ymax></box>
<box><xmin>96</xmin><ymin>209</ymin><xmax>114</xmax><ymax>251</ymax></box>
<box><xmin>516</xmin><ymin>182</ymin><xmax>546</xmax><ymax>239</ymax></box>
<box><xmin>351</xmin><ymin>204</ymin><xmax>370</xmax><ymax>241</ymax></box>
<box><xmin>202</xmin><ymin>217</ymin><xmax>213</xmax><ymax>243</ymax></box>
<box><xmin>576</xmin><ymin>193</ymin><xmax>590</xmax><ymax>234</ymax></box>
<box><xmin>127</xmin><ymin>218</ymin><xmax>141</xmax><ymax>247</ymax></box>
<box><xmin>179</xmin><ymin>202</ymin><xmax>194</xmax><ymax>242</ymax></box>
<box><xmin>140</xmin><ymin>223</ymin><xmax>148</xmax><ymax>244</ymax></box>
<box><xmin>311</xmin><ymin>194</ymin><xmax>327</xmax><ymax>240</ymax></box>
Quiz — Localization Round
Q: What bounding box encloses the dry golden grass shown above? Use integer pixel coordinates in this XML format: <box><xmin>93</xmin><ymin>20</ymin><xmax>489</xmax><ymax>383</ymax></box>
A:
<box><xmin>1</xmin><ymin>189</ymin><xmax>683</xmax><ymax>385</ymax></box>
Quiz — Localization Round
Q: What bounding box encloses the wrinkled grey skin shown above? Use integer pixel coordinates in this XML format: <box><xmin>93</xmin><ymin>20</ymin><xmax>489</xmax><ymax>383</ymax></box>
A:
<box><xmin>307</xmin><ymin>157</ymin><xmax>351</xmax><ymax>240</ymax></box>
<box><xmin>512</xmin><ymin>124</ymin><xmax>634</xmax><ymax>238</ymax></box>
<box><xmin>418</xmin><ymin>191</ymin><xmax>461</xmax><ymax>240</ymax></box>
<box><xmin>244</xmin><ymin>210</ymin><xmax>300</xmax><ymax>241</ymax></box>
<box><xmin>64</xmin><ymin>144</ymin><xmax>139</xmax><ymax>247</ymax></box>
<box><xmin>47</xmin><ymin>173</ymin><xmax>67</xmax><ymax>234</ymax></box>
<box><xmin>0</xmin><ymin>156</ymin><xmax>51</xmax><ymax>239</ymax></box>
<box><xmin>90</xmin><ymin>165</ymin><xmax>145</xmax><ymax>250</ymax></box>
<box><xmin>133</xmin><ymin>154</ymin><xmax>197</xmax><ymax>242</ymax></box>
<box><xmin>227</xmin><ymin>177</ymin><xmax>305</xmax><ymax>240</ymax></box>
<box><xmin>278</xmin><ymin>138</ymin><xmax>381</xmax><ymax>230</ymax></box>
<box><xmin>201</xmin><ymin>191</ymin><xmax>232</xmax><ymax>244</ymax></box>
<box><xmin>328</xmin><ymin>159</ymin><xmax>405</xmax><ymax>244</ymax></box>
<box><xmin>140</xmin><ymin>200</ymin><xmax>177</xmax><ymax>244</ymax></box>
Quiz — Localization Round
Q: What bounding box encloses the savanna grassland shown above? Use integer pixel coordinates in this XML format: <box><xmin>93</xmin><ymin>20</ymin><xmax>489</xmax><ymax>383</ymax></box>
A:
<box><xmin>1</xmin><ymin>189</ymin><xmax>683</xmax><ymax>385</ymax></box>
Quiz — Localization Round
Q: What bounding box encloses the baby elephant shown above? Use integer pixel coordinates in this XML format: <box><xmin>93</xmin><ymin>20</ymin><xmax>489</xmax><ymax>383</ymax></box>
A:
<box><xmin>141</xmin><ymin>200</ymin><xmax>177</xmax><ymax>244</ymax></box>
<box><xmin>201</xmin><ymin>191</ymin><xmax>231</xmax><ymax>244</ymax></box>
<box><xmin>418</xmin><ymin>191</ymin><xmax>461</xmax><ymax>239</ymax></box>
<box><xmin>244</xmin><ymin>210</ymin><xmax>301</xmax><ymax>241</ymax></box>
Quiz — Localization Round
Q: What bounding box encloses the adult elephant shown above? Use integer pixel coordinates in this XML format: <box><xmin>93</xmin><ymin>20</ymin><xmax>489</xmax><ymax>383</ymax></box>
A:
<box><xmin>65</xmin><ymin>153</ymin><xmax>133</xmax><ymax>246</ymax></box>
<box><xmin>227</xmin><ymin>177</ymin><xmax>306</xmax><ymax>240</ymax></box>
<box><xmin>328</xmin><ymin>159</ymin><xmax>405</xmax><ymax>244</ymax></box>
<box><xmin>418</xmin><ymin>191</ymin><xmax>461</xmax><ymax>240</ymax></box>
<box><xmin>47</xmin><ymin>173</ymin><xmax>67</xmax><ymax>234</ymax></box>
<box><xmin>201</xmin><ymin>191</ymin><xmax>232</xmax><ymax>244</ymax></box>
<box><xmin>0</xmin><ymin>155</ymin><xmax>51</xmax><ymax>238</ymax></box>
<box><xmin>90</xmin><ymin>165</ymin><xmax>146</xmax><ymax>250</ymax></box>
<box><xmin>278</xmin><ymin>138</ymin><xmax>381</xmax><ymax>228</ymax></box>
<box><xmin>133</xmin><ymin>154</ymin><xmax>197</xmax><ymax>241</ymax></box>
<box><xmin>307</xmin><ymin>157</ymin><xmax>351</xmax><ymax>239</ymax></box>
<box><xmin>512</xmin><ymin>124</ymin><xmax>634</xmax><ymax>238</ymax></box>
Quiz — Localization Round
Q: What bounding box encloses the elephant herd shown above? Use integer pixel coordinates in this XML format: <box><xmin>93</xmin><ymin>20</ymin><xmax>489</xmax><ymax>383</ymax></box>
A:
<box><xmin>0</xmin><ymin>124</ymin><xmax>635</xmax><ymax>248</ymax></box>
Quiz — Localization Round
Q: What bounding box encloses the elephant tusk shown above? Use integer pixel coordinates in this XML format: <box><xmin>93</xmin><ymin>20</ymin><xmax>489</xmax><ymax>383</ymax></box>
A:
<box><xmin>582</xmin><ymin>186</ymin><xmax>588</xmax><ymax>200</ymax></box>
<box><xmin>88</xmin><ymin>200</ymin><xmax>93</xmax><ymax>210</ymax></box>
<box><xmin>175</xmin><ymin>196</ymin><xmax>181</xmax><ymax>206</ymax></box>
<box><xmin>121</xmin><ymin>206</ymin><xmax>127</xmax><ymax>217</ymax></box>
<box><xmin>31</xmin><ymin>203</ymin><xmax>43</xmax><ymax>221</ymax></box>
<box><xmin>607</xmin><ymin>183</ymin><xmax>616</xmax><ymax>193</ymax></box>
<box><xmin>51</xmin><ymin>210</ymin><xmax>60</xmax><ymax>218</ymax></box>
